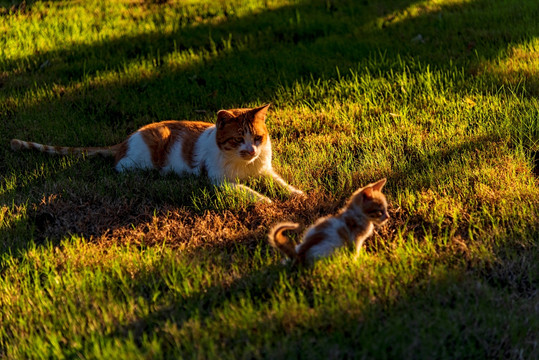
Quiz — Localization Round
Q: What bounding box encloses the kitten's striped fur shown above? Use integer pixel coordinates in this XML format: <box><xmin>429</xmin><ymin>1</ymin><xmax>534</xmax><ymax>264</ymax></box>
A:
<box><xmin>269</xmin><ymin>178</ymin><xmax>389</xmax><ymax>264</ymax></box>
<box><xmin>11</xmin><ymin>104</ymin><xmax>303</xmax><ymax>202</ymax></box>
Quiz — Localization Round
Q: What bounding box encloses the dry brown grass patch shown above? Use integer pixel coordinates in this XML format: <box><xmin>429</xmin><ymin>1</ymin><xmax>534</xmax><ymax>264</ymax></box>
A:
<box><xmin>29</xmin><ymin>191</ymin><xmax>344</xmax><ymax>251</ymax></box>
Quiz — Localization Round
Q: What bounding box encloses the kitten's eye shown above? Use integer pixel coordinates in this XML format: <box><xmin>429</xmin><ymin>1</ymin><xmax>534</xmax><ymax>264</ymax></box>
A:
<box><xmin>371</xmin><ymin>210</ymin><xmax>383</xmax><ymax>217</ymax></box>
<box><xmin>254</xmin><ymin>135</ymin><xmax>263</xmax><ymax>142</ymax></box>
<box><xmin>234</xmin><ymin>137</ymin><xmax>243</xmax><ymax>143</ymax></box>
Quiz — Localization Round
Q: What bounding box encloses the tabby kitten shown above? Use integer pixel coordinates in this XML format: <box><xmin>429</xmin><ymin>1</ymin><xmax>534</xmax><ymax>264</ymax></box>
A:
<box><xmin>10</xmin><ymin>104</ymin><xmax>303</xmax><ymax>202</ymax></box>
<box><xmin>269</xmin><ymin>178</ymin><xmax>389</xmax><ymax>264</ymax></box>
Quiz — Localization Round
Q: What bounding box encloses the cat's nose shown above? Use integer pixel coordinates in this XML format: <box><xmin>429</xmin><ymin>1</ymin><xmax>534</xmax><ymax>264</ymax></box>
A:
<box><xmin>244</xmin><ymin>146</ymin><xmax>256</xmax><ymax>155</ymax></box>
<box><xmin>240</xmin><ymin>148</ymin><xmax>256</xmax><ymax>157</ymax></box>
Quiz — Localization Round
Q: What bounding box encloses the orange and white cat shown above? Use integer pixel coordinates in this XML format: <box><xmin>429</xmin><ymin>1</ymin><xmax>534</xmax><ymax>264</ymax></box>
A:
<box><xmin>10</xmin><ymin>104</ymin><xmax>303</xmax><ymax>202</ymax></box>
<box><xmin>269</xmin><ymin>178</ymin><xmax>389</xmax><ymax>264</ymax></box>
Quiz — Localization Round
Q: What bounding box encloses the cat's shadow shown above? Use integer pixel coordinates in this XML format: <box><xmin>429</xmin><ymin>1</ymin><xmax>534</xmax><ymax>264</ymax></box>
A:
<box><xmin>1</xmin><ymin>152</ymin><xmax>336</xmax><ymax>257</ymax></box>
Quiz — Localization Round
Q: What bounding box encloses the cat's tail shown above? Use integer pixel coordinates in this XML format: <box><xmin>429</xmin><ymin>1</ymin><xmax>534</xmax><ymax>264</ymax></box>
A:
<box><xmin>268</xmin><ymin>222</ymin><xmax>301</xmax><ymax>262</ymax></box>
<box><xmin>10</xmin><ymin>139</ymin><xmax>121</xmax><ymax>157</ymax></box>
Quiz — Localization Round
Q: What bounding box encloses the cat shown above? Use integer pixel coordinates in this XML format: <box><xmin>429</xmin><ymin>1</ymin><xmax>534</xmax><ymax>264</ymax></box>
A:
<box><xmin>268</xmin><ymin>178</ymin><xmax>389</xmax><ymax>265</ymax></box>
<box><xmin>10</xmin><ymin>104</ymin><xmax>303</xmax><ymax>203</ymax></box>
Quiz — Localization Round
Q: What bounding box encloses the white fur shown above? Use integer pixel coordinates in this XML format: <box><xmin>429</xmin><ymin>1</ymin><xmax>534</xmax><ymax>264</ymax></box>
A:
<box><xmin>299</xmin><ymin>218</ymin><xmax>346</xmax><ymax>261</ymax></box>
<box><xmin>115</xmin><ymin>132</ymin><xmax>153</xmax><ymax>172</ymax></box>
<box><xmin>238</xmin><ymin>132</ymin><xmax>257</xmax><ymax>157</ymax></box>
<box><xmin>266</xmin><ymin>169</ymin><xmax>304</xmax><ymax>195</ymax></box>
<box><xmin>192</xmin><ymin>127</ymin><xmax>276</xmax><ymax>202</ymax></box>
<box><xmin>161</xmin><ymin>138</ymin><xmax>192</xmax><ymax>175</ymax></box>
<box><xmin>299</xmin><ymin>217</ymin><xmax>375</xmax><ymax>263</ymax></box>
<box><xmin>117</xmin><ymin>125</ymin><xmax>302</xmax><ymax>203</ymax></box>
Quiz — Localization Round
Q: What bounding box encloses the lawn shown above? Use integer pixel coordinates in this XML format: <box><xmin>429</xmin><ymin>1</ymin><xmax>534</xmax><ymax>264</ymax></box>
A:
<box><xmin>1</xmin><ymin>0</ymin><xmax>538</xmax><ymax>358</ymax></box>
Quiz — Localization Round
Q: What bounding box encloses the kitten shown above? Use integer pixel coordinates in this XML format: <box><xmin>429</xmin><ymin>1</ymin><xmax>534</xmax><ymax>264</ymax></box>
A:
<box><xmin>10</xmin><ymin>104</ymin><xmax>303</xmax><ymax>203</ymax></box>
<box><xmin>268</xmin><ymin>178</ymin><xmax>389</xmax><ymax>265</ymax></box>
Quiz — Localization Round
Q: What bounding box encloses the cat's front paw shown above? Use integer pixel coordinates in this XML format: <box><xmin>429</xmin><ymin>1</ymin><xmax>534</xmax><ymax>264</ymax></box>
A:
<box><xmin>247</xmin><ymin>191</ymin><xmax>272</xmax><ymax>204</ymax></box>
<box><xmin>259</xmin><ymin>195</ymin><xmax>273</xmax><ymax>204</ymax></box>
<box><xmin>243</xmin><ymin>192</ymin><xmax>272</xmax><ymax>204</ymax></box>
<box><xmin>290</xmin><ymin>189</ymin><xmax>307</xmax><ymax>199</ymax></box>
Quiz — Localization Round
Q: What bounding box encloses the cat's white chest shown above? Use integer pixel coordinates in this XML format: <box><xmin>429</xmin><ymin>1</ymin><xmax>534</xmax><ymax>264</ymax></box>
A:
<box><xmin>220</xmin><ymin>151</ymin><xmax>271</xmax><ymax>180</ymax></box>
<box><xmin>195</xmin><ymin>129</ymin><xmax>272</xmax><ymax>183</ymax></box>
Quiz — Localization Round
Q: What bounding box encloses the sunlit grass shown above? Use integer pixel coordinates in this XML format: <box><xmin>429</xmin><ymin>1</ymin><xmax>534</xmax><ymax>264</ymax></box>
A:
<box><xmin>479</xmin><ymin>38</ymin><xmax>539</xmax><ymax>98</ymax></box>
<box><xmin>1</xmin><ymin>0</ymin><xmax>287</xmax><ymax>61</ymax></box>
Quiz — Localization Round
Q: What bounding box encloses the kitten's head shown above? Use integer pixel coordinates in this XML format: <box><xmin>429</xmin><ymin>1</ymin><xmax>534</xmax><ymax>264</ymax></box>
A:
<box><xmin>215</xmin><ymin>104</ymin><xmax>270</xmax><ymax>162</ymax></box>
<box><xmin>348</xmin><ymin>178</ymin><xmax>389</xmax><ymax>225</ymax></box>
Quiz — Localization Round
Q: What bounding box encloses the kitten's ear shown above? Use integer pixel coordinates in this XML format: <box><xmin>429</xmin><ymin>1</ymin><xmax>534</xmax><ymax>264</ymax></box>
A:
<box><xmin>252</xmin><ymin>103</ymin><xmax>271</xmax><ymax>123</ymax></box>
<box><xmin>216</xmin><ymin>110</ymin><xmax>235</xmax><ymax>128</ymax></box>
<box><xmin>371</xmin><ymin>178</ymin><xmax>387</xmax><ymax>192</ymax></box>
<box><xmin>362</xmin><ymin>186</ymin><xmax>374</xmax><ymax>200</ymax></box>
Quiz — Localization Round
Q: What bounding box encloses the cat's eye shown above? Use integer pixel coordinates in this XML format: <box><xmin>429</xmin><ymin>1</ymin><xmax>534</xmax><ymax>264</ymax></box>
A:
<box><xmin>234</xmin><ymin>137</ymin><xmax>243</xmax><ymax>143</ymax></box>
<box><xmin>254</xmin><ymin>135</ymin><xmax>263</xmax><ymax>142</ymax></box>
<box><xmin>371</xmin><ymin>210</ymin><xmax>383</xmax><ymax>217</ymax></box>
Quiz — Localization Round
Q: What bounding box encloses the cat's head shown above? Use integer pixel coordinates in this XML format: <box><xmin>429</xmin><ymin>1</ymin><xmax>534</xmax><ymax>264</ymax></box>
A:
<box><xmin>215</xmin><ymin>104</ymin><xmax>270</xmax><ymax>162</ymax></box>
<box><xmin>348</xmin><ymin>178</ymin><xmax>389</xmax><ymax>225</ymax></box>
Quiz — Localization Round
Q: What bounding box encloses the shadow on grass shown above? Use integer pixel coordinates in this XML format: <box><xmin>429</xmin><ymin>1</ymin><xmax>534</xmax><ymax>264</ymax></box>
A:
<box><xmin>2</xmin><ymin>0</ymin><xmax>538</xmax><ymax>126</ymax></box>
<box><xmin>110</xmin><ymin>260</ymin><xmax>295</xmax><ymax>350</ymax></box>
<box><xmin>0</xmin><ymin>151</ymin><xmax>344</xmax><ymax>257</ymax></box>
<box><xmin>81</xmin><ymin>237</ymin><xmax>537</xmax><ymax>358</ymax></box>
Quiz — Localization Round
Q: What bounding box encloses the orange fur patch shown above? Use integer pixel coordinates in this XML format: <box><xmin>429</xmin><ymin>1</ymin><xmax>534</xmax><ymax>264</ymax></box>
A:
<box><xmin>139</xmin><ymin>121</ymin><xmax>179</xmax><ymax>168</ymax></box>
<box><xmin>296</xmin><ymin>218</ymin><xmax>333</xmax><ymax>259</ymax></box>
<box><xmin>269</xmin><ymin>222</ymin><xmax>300</xmax><ymax>260</ymax></box>
<box><xmin>114</xmin><ymin>141</ymin><xmax>129</xmax><ymax>165</ymax></box>
<box><xmin>215</xmin><ymin>105</ymin><xmax>269</xmax><ymax>151</ymax></box>
<box><xmin>137</xmin><ymin>120</ymin><xmax>212</xmax><ymax>168</ymax></box>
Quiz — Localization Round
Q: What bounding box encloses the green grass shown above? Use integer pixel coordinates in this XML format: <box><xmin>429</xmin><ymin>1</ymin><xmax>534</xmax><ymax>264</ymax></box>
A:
<box><xmin>1</xmin><ymin>0</ymin><xmax>538</xmax><ymax>358</ymax></box>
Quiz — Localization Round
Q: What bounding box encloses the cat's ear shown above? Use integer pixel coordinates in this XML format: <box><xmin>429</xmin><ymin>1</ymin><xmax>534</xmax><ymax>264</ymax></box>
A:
<box><xmin>216</xmin><ymin>110</ymin><xmax>235</xmax><ymax>128</ymax></box>
<box><xmin>252</xmin><ymin>103</ymin><xmax>271</xmax><ymax>123</ymax></box>
<box><xmin>217</xmin><ymin>110</ymin><xmax>235</xmax><ymax>121</ymax></box>
<box><xmin>371</xmin><ymin>178</ymin><xmax>387</xmax><ymax>192</ymax></box>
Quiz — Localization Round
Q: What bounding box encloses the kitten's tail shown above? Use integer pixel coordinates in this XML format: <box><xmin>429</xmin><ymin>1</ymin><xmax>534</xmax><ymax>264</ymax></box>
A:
<box><xmin>10</xmin><ymin>139</ymin><xmax>121</xmax><ymax>157</ymax></box>
<box><xmin>268</xmin><ymin>222</ymin><xmax>301</xmax><ymax>261</ymax></box>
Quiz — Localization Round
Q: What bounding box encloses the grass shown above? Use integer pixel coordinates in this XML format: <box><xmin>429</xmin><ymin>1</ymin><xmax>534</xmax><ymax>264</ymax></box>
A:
<box><xmin>1</xmin><ymin>0</ymin><xmax>538</xmax><ymax>358</ymax></box>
